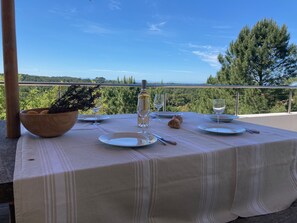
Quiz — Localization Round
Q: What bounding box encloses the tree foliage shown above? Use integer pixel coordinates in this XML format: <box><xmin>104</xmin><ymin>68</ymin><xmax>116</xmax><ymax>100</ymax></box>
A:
<box><xmin>101</xmin><ymin>76</ymin><xmax>138</xmax><ymax>114</ymax></box>
<box><xmin>212</xmin><ymin>19</ymin><xmax>297</xmax><ymax>86</ymax></box>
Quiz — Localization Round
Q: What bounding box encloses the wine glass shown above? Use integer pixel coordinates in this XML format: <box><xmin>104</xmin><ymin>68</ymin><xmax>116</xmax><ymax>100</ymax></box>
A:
<box><xmin>213</xmin><ymin>99</ymin><xmax>225</xmax><ymax>124</ymax></box>
<box><xmin>92</xmin><ymin>98</ymin><xmax>102</xmax><ymax>125</ymax></box>
<box><xmin>137</xmin><ymin>99</ymin><xmax>150</xmax><ymax>131</ymax></box>
<box><xmin>154</xmin><ymin>94</ymin><xmax>164</xmax><ymax>113</ymax></box>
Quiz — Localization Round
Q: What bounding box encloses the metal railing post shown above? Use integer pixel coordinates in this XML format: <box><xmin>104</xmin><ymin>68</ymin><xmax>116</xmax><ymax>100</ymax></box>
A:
<box><xmin>163</xmin><ymin>93</ymin><xmax>167</xmax><ymax>111</ymax></box>
<box><xmin>58</xmin><ymin>86</ymin><xmax>61</xmax><ymax>98</ymax></box>
<box><xmin>288</xmin><ymin>90</ymin><xmax>292</xmax><ymax>114</ymax></box>
<box><xmin>235</xmin><ymin>91</ymin><xmax>240</xmax><ymax>116</ymax></box>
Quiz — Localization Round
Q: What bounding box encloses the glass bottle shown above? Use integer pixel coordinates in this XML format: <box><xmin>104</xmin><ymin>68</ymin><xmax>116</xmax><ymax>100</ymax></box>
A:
<box><xmin>137</xmin><ymin>80</ymin><xmax>150</xmax><ymax>127</ymax></box>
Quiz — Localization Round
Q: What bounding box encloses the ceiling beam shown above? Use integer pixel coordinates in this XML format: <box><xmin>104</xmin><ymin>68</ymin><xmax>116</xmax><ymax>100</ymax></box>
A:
<box><xmin>1</xmin><ymin>0</ymin><xmax>20</xmax><ymax>138</ymax></box>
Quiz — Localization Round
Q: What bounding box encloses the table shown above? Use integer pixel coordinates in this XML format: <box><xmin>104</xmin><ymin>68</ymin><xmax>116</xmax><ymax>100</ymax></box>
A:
<box><xmin>13</xmin><ymin>113</ymin><xmax>297</xmax><ymax>223</ymax></box>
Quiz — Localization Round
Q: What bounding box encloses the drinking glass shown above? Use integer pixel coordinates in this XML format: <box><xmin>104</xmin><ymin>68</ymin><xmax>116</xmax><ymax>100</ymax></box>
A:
<box><xmin>154</xmin><ymin>94</ymin><xmax>164</xmax><ymax>113</ymax></box>
<box><xmin>213</xmin><ymin>99</ymin><xmax>225</xmax><ymax>124</ymax></box>
<box><xmin>137</xmin><ymin>99</ymin><xmax>150</xmax><ymax>131</ymax></box>
<box><xmin>92</xmin><ymin>98</ymin><xmax>102</xmax><ymax>125</ymax></box>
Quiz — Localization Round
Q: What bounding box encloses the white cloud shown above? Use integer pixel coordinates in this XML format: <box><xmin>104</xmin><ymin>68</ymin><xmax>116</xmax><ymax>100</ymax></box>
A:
<box><xmin>148</xmin><ymin>21</ymin><xmax>167</xmax><ymax>32</ymax></box>
<box><xmin>109</xmin><ymin>0</ymin><xmax>121</xmax><ymax>10</ymax></box>
<box><xmin>188</xmin><ymin>43</ymin><xmax>213</xmax><ymax>50</ymax></box>
<box><xmin>192</xmin><ymin>51</ymin><xmax>220</xmax><ymax>67</ymax></box>
<box><xmin>188</xmin><ymin>43</ymin><xmax>225</xmax><ymax>68</ymax></box>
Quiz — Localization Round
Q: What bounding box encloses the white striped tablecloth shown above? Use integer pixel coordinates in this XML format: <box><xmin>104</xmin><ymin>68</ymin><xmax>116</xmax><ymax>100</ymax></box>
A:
<box><xmin>14</xmin><ymin>113</ymin><xmax>297</xmax><ymax>223</ymax></box>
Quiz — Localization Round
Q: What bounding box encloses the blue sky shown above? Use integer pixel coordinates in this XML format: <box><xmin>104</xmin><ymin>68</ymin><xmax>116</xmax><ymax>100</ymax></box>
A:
<box><xmin>1</xmin><ymin>0</ymin><xmax>297</xmax><ymax>83</ymax></box>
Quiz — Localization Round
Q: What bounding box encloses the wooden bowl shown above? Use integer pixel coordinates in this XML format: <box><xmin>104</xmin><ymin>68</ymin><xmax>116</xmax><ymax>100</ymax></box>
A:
<box><xmin>20</xmin><ymin>108</ymin><xmax>78</xmax><ymax>138</ymax></box>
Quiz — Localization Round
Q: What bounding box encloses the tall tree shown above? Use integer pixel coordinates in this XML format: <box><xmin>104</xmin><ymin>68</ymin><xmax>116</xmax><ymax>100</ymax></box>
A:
<box><xmin>211</xmin><ymin>19</ymin><xmax>297</xmax><ymax>86</ymax></box>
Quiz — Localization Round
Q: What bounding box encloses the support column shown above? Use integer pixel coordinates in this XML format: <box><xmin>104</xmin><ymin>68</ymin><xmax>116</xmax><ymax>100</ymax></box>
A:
<box><xmin>1</xmin><ymin>0</ymin><xmax>20</xmax><ymax>138</ymax></box>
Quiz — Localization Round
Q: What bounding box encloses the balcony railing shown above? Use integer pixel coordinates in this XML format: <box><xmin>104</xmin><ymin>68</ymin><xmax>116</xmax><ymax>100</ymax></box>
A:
<box><xmin>0</xmin><ymin>81</ymin><xmax>297</xmax><ymax>115</ymax></box>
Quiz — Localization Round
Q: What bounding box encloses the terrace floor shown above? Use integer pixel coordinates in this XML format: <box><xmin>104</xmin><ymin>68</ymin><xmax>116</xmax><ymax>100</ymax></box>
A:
<box><xmin>1</xmin><ymin>201</ymin><xmax>297</xmax><ymax>223</ymax></box>
<box><xmin>0</xmin><ymin>204</ymin><xmax>9</xmax><ymax>223</ymax></box>
<box><xmin>239</xmin><ymin>112</ymin><xmax>297</xmax><ymax>132</ymax></box>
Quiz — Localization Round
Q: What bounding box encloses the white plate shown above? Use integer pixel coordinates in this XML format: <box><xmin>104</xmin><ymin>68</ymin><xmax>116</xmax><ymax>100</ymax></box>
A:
<box><xmin>154</xmin><ymin>112</ymin><xmax>182</xmax><ymax>118</ymax></box>
<box><xmin>99</xmin><ymin>132</ymin><xmax>157</xmax><ymax>148</ymax></box>
<box><xmin>78</xmin><ymin>115</ymin><xmax>110</xmax><ymax>122</ymax></box>
<box><xmin>198</xmin><ymin>124</ymin><xmax>245</xmax><ymax>135</ymax></box>
<box><xmin>208</xmin><ymin>114</ymin><xmax>239</xmax><ymax>123</ymax></box>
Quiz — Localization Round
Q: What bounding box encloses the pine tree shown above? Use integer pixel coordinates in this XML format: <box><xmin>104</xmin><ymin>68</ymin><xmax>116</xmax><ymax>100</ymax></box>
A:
<box><xmin>212</xmin><ymin>19</ymin><xmax>297</xmax><ymax>86</ymax></box>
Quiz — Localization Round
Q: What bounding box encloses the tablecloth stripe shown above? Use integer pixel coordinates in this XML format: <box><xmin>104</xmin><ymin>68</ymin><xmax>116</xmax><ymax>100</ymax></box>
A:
<box><xmin>129</xmin><ymin>151</ymin><xmax>150</xmax><ymax>223</ymax></box>
<box><xmin>148</xmin><ymin>159</ymin><xmax>158</xmax><ymax>223</ymax></box>
<box><xmin>52</xmin><ymin>140</ymin><xmax>77</xmax><ymax>223</ymax></box>
<box><xmin>39</xmin><ymin>140</ymin><xmax>57</xmax><ymax>223</ymax></box>
<box><xmin>289</xmin><ymin>140</ymin><xmax>297</xmax><ymax>192</ymax></box>
<box><xmin>249</xmin><ymin>144</ymin><xmax>269</xmax><ymax>214</ymax></box>
<box><xmin>38</xmin><ymin>139</ymin><xmax>78</xmax><ymax>223</ymax></box>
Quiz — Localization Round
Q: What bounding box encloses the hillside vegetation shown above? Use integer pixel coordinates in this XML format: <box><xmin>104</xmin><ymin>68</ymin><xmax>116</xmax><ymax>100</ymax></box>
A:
<box><xmin>0</xmin><ymin>73</ymin><xmax>296</xmax><ymax>120</ymax></box>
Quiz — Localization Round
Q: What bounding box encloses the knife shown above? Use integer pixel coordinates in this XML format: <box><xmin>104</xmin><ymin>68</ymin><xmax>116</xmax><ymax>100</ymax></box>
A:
<box><xmin>246</xmin><ymin>129</ymin><xmax>260</xmax><ymax>134</ymax></box>
<box><xmin>152</xmin><ymin>133</ymin><xmax>177</xmax><ymax>145</ymax></box>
